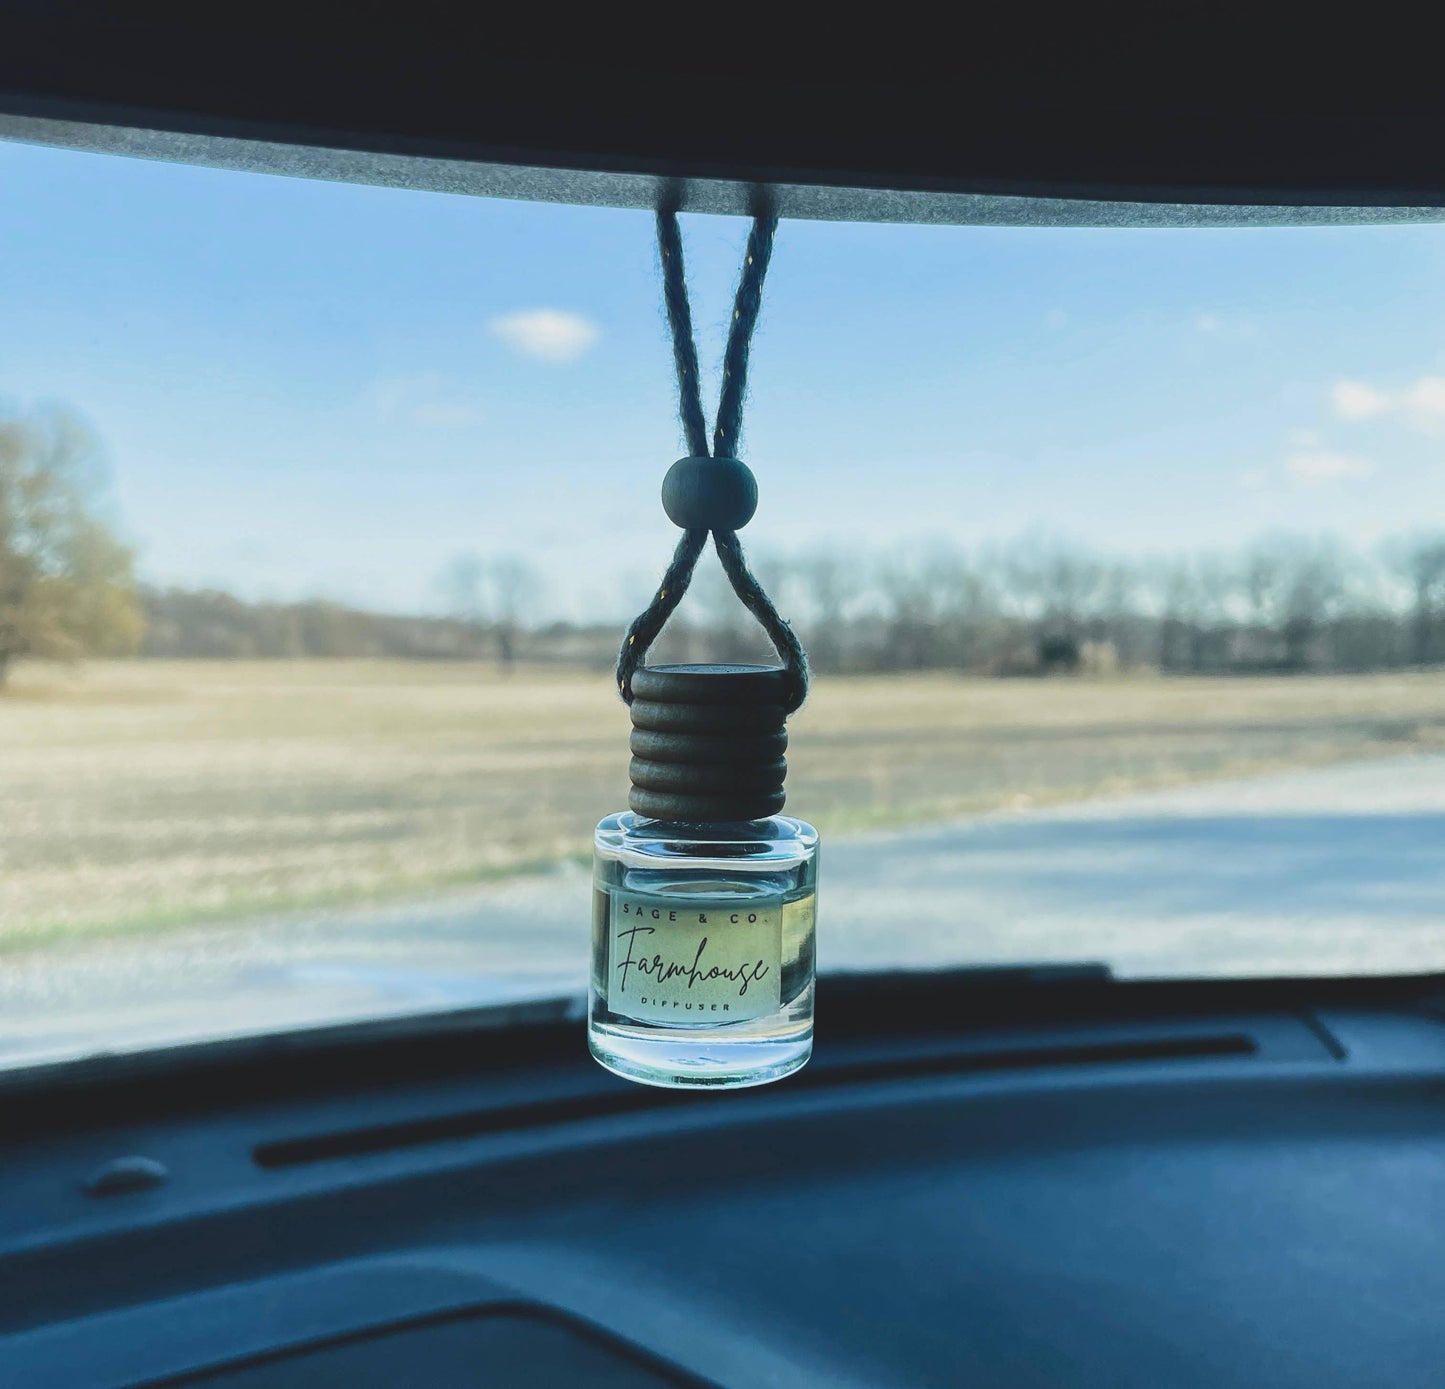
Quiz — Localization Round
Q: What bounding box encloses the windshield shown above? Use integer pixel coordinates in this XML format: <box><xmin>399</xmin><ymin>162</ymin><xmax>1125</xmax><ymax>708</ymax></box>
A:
<box><xmin>2</xmin><ymin>139</ymin><xmax>1443</xmax><ymax>1072</ymax></box>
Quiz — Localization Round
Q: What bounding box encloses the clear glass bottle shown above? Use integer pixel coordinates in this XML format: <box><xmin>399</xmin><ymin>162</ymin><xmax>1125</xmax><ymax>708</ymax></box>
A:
<box><xmin>589</xmin><ymin>812</ymin><xmax>818</xmax><ymax>1089</ymax></box>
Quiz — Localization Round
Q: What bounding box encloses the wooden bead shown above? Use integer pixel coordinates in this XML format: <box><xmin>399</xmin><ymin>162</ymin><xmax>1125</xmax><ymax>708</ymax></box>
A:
<box><xmin>661</xmin><ymin>456</ymin><xmax>758</xmax><ymax>531</ymax></box>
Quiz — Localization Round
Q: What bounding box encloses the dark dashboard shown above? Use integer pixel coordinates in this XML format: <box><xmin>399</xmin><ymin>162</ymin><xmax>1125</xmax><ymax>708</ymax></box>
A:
<box><xmin>3</xmin><ymin>972</ymin><xmax>1442</xmax><ymax>1388</ymax></box>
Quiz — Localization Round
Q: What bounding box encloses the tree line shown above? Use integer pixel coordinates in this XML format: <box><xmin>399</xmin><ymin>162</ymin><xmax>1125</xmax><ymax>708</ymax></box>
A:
<box><xmin>134</xmin><ymin>530</ymin><xmax>1445</xmax><ymax>676</ymax></box>
<box><xmin>5</xmin><ymin>405</ymin><xmax>1444</xmax><ymax>684</ymax></box>
<box><xmin>659</xmin><ymin>532</ymin><xmax>1445</xmax><ymax>676</ymax></box>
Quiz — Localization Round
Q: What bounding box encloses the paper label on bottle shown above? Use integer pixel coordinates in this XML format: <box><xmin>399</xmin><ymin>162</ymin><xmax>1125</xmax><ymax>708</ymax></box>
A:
<box><xmin>605</xmin><ymin>891</ymin><xmax>783</xmax><ymax>1024</ymax></box>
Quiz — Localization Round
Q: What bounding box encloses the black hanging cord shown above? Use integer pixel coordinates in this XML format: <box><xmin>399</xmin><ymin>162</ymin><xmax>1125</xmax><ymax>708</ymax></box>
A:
<box><xmin>615</xmin><ymin>194</ymin><xmax>810</xmax><ymax>712</ymax></box>
<box><xmin>656</xmin><ymin>206</ymin><xmax>709</xmax><ymax>458</ymax></box>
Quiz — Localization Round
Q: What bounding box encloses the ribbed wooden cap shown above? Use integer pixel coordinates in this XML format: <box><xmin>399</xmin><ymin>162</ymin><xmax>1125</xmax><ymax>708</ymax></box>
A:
<box><xmin>628</xmin><ymin>663</ymin><xmax>788</xmax><ymax>822</ymax></box>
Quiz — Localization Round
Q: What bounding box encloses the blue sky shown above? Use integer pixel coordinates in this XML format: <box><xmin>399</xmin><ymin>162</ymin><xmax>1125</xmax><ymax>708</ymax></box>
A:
<box><xmin>1</xmin><ymin>137</ymin><xmax>1443</xmax><ymax>622</ymax></box>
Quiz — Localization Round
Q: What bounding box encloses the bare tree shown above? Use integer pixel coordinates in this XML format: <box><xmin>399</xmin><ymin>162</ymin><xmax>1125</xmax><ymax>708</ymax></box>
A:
<box><xmin>488</xmin><ymin>555</ymin><xmax>536</xmax><ymax>668</ymax></box>
<box><xmin>936</xmin><ymin>554</ymin><xmax>999</xmax><ymax>671</ymax></box>
<box><xmin>437</xmin><ymin>554</ymin><xmax>488</xmax><ymax>625</ymax></box>
<box><xmin>1154</xmin><ymin>556</ymin><xmax>1201</xmax><ymax>671</ymax></box>
<box><xmin>1152</xmin><ymin>553</ymin><xmax>1234</xmax><ymax>671</ymax></box>
<box><xmin>876</xmin><ymin>546</ymin><xmax>951</xmax><ymax>670</ymax></box>
<box><xmin>998</xmin><ymin>537</ymin><xmax>1105</xmax><ymax>671</ymax></box>
<box><xmin>1241</xmin><ymin>536</ymin><xmax>1350</xmax><ymax>670</ymax></box>
<box><xmin>437</xmin><ymin>552</ymin><xmax>539</xmax><ymax>670</ymax></box>
<box><xmin>795</xmin><ymin>544</ymin><xmax>861</xmax><ymax>671</ymax></box>
<box><xmin>1091</xmin><ymin>558</ymin><xmax>1148</xmax><ymax>666</ymax></box>
<box><xmin>1385</xmin><ymin>533</ymin><xmax>1445</xmax><ymax>666</ymax></box>
<box><xmin>0</xmin><ymin>408</ymin><xmax>143</xmax><ymax>687</ymax></box>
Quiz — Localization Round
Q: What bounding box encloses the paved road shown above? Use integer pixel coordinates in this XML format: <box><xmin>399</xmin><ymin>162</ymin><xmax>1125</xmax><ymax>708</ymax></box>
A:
<box><xmin>4</xmin><ymin>753</ymin><xmax>1444</xmax><ymax>1069</ymax></box>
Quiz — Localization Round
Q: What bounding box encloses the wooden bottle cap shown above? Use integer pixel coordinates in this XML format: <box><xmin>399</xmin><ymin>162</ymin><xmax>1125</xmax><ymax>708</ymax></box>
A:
<box><xmin>627</xmin><ymin>663</ymin><xmax>789</xmax><ymax>822</ymax></box>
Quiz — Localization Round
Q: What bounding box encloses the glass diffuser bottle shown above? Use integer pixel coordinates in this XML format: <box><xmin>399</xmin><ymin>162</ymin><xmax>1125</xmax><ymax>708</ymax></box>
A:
<box><xmin>589</xmin><ymin>663</ymin><xmax>818</xmax><ymax>1089</ymax></box>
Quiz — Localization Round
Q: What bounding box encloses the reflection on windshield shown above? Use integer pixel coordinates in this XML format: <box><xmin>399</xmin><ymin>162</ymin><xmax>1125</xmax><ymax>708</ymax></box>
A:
<box><xmin>1</xmin><ymin>137</ymin><xmax>1444</xmax><ymax>1070</ymax></box>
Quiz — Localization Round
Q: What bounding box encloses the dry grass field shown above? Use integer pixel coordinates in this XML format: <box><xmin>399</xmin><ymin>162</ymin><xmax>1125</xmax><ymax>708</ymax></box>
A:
<box><xmin>3</xmin><ymin>659</ymin><xmax>1443</xmax><ymax>952</ymax></box>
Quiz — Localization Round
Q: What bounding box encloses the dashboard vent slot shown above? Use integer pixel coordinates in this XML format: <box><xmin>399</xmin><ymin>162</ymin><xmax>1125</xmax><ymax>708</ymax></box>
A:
<box><xmin>254</xmin><ymin>1031</ymin><xmax>1257</xmax><ymax>1169</ymax></box>
<box><xmin>256</xmin><ymin>1089</ymin><xmax>688</xmax><ymax>1168</ymax></box>
<box><xmin>816</xmin><ymin>1031</ymin><xmax>1257</xmax><ymax>1088</ymax></box>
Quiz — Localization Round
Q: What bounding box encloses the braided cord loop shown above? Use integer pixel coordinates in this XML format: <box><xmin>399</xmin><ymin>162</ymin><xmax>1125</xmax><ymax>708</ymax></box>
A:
<box><xmin>615</xmin><ymin>195</ymin><xmax>809</xmax><ymax>713</ymax></box>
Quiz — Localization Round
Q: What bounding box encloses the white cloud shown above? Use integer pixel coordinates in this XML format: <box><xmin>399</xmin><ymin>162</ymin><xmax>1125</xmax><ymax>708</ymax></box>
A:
<box><xmin>1195</xmin><ymin>313</ymin><xmax>1256</xmax><ymax>337</ymax></box>
<box><xmin>1285</xmin><ymin>450</ymin><xmax>1374</xmax><ymax>485</ymax></box>
<box><xmin>371</xmin><ymin>373</ymin><xmax>483</xmax><ymax>429</ymax></box>
<box><xmin>1404</xmin><ymin>376</ymin><xmax>1445</xmax><ymax>419</ymax></box>
<box><xmin>489</xmin><ymin>308</ymin><xmax>601</xmax><ymax>364</ymax></box>
<box><xmin>1332</xmin><ymin>379</ymin><xmax>1391</xmax><ymax>420</ymax></box>
<box><xmin>1333</xmin><ymin>375</ymin><xmax>1445</xmax><ymax>430</ymax></box>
